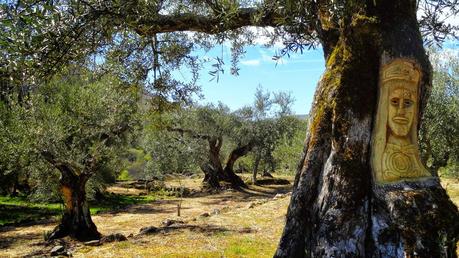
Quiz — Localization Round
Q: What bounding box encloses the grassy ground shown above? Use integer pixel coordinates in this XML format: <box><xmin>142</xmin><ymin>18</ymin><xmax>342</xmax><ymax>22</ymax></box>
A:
<box><xmin>0</xmin><ymin>174</ymin><xmax>293</xmax><ymax>257</ymax></box>
<box><xmin>0</xmin><ymin>194</ymin><xmax>157</xmax><ymax>226</ymax></box>
<box><xmin>0</xmin><ymin>175</ymin><xmax>458</xmax><ymax>257</ymax></box>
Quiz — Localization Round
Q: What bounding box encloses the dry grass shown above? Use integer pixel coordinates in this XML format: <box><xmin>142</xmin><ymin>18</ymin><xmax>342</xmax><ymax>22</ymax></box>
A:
<box><xmin>441</xmin><ymin>177</ymin><xmax>459</xmax><ymax>205</ymax></box>
<box><xmin>0</xmin><ymin>175</ymin><xmax>292</xmax><ymax>257</ymax></box>
<box><xmin>1</xmin><ymin>175</ymin><xmax>458</xmax><ymax>257</ymax></box>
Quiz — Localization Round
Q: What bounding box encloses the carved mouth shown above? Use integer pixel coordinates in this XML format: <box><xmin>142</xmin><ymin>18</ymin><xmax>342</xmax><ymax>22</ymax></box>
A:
<box><xmin>393</xmin><ymin>116</ymin><xmax>408</xmax><ymax>124</ymax></box>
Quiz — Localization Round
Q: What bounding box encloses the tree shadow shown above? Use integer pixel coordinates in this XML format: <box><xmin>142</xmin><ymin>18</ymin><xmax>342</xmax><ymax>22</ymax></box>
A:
<box><xmin>197</xmin><ymin>184</ymin><xmax>292</xmax><ymax>205</ymax></box>
<box><xmin>0</xmin><ymin>231</ymin><xmax>43</xmax><ymax>250</ymax></box>
<box><xmin>0</xmin><ymin>204</ymin><xmax>60</xmax><ymax>227</ymax></box>
<box><xmin>138</xmin><ymin>223</ymin><xmax>254</xmax><ymax>237</ymax></box>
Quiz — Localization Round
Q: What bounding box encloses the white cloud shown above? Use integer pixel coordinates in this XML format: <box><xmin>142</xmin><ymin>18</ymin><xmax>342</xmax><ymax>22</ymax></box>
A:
<box><xmin>241</xmin><ymin>59</ymin><xmax>261</xmax><ymax>66</ymax></box>
<box><xmin>258</xmin><ymin>48</ymin><xmax>291</xmax><ymax>66</ymax></box>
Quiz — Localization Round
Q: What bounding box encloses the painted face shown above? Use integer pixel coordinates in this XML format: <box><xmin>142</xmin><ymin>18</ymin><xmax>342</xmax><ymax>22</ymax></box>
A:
<box><xmin>388</xmin><ymin>87</ymin><xmax>415</xmax><ymax>137</ymax></box>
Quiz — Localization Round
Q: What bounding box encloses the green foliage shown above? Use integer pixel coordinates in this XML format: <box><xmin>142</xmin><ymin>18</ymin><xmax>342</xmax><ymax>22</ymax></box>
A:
<box><xmin>247</xmin><ymin>86</ymin><xmax>303</xmax><ymax>175</ymax></box>
<box><xmin>420</xmin><ymin>49</ymin><xmax>459</xmax><ymax>177</ymax></box>
<box><xmin>273</xmin><ymin>117</ymin><xmax>307</xmax><ymax>174</ymax></box>
<box><xmin>140</xmin><ymin>87</ymin><xmax>305</xmax><ymax>180</ymax></box>
<box><xmin>0</xmin><ymin>67</ymin><xmax>140</xmax><ymax>201</ymax></box>
<box><xmin>142</xmin><ymin>128</ymin><xmax>203</xmax><ymax>179</ymax></box>
<box><xmin>118</xmin><ymin>170</ymin><xmax>132</xmax><ymax>181</ymax></box>
<box><xmin>28</xmin><ymin>68</ymin><xmax>140</xmax><ymax>195</ymax></box>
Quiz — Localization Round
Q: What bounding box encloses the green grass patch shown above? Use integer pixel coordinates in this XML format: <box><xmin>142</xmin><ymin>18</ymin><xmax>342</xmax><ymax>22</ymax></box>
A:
<box><xmin>0</xmin><ymin>196</ymin><xmax>62</xmax><ymax>226</ymax></box>
<box><xmin>223</xmin><ymin>236</ymin><xmax>275</xmax><ymax>257</ymax></box>
<box><xmin>90</xmin><ymin>193</ymin><xmax>156</xmax><ymax>214</ymax></box>
<box><xmin>0</xmin><ymin>193</ymin><xmax>156</xmax><ymax>226</ymax></box>
<box><xmin>117</xmin><ymin>169</ymin><xmax>132</xmax><ymax>181</ymax></box>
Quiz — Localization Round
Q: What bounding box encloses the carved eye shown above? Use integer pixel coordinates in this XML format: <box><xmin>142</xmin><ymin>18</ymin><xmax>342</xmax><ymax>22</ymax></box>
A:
<box><xmin>390</xmin><ymin>98</ymin><xmax>399</xmax><ymax>106</ymax></box>
<box><xmin>403</xmin><ymin>100</ymin><xmax>413</xmax><ymax>108</ymax></box>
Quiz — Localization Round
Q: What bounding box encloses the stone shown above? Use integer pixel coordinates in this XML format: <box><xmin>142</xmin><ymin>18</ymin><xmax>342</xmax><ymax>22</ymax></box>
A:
<box><xmin>100</xmin><ymin>233</ymin><xmax>127</xmax><ymax>243</ymax></box>
<box><xmin>50</xmin><ymin>245</ymin><xmax>65</xmax><ymax>256</ymax></box>
<box><xmin>139</xmin><ymin>226</ymin><xmax>160</xmax><ymax>235</ymax></box>
<box><xmin>212</xmin><ymin>208</ymin><xmax>220</xmax><ymax>215</ymax></box>
<box><xmin>84</xmin><ymin>240</ymin><xmax>101</xmax><ymax>246</ymax></box>
<box><xmin>161</xmin><ymin>219</ymin><xmax>185</xmax><ymax>227</ymax></box>
<box><xmin>371</xmin><ymin>59</ymin><xmax>432</xmax><ymax>183</ymax></box>
<box><xmin>199</xmin><ymin>212</ymin><xmax>210</xmax><ymax>217</ymax></box>
<box><xmin>273</xmin><ymin>193</ymin><xmax>285</xmax><ymax>199</ymax></box>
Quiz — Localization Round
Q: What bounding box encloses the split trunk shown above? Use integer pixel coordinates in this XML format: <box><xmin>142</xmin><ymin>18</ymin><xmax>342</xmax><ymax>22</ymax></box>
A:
<box><xmin>201</xmin><ymin>137</ymin><xmax>249</xmax><ymax>188</ymax></box>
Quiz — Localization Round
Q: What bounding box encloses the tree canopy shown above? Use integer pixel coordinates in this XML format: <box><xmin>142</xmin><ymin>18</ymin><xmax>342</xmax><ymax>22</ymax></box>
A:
<box><xmin>1</xmin><ymin>0</ymin><xmax>458</xmax><ymax>91</ymax></box>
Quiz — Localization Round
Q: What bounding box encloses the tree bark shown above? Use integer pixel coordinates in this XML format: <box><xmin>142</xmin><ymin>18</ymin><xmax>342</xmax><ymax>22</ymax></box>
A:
<box><xmin>48</xmin><ymin>169</ymin><xmax>101</xmax><ymax>241</ymax></box>
<box><xmin>201</xmin><ymin>137</ymin><xmax>249</xmax><ymax>189</ymax></box>
<box><xmin>41</xmin><ymin>152</ymin><xmax>101</xmax><ymax>241</ymax></box>
<box><xmin>201</xmin><ymin>163</ymin><xmax>221</xmax><ymax>188</ymax></box>
<box><xmin>201</xmin><ymin>136</ymin><xmax>224</xmax><ymax>188</ymax></box>
<box><xmin>275</xmin><ymin>1</ymin><xmax>459</xmax><ymax>257</ymax></box>
<box><xmin>253</xmin><ymin>155</ymin><xmax>261</xmax><ymax>184</ymax></box>
<box><xmin>221</xmin><ymin>144</ymin><xmax>252</xmax><ymax>188</ymax></box>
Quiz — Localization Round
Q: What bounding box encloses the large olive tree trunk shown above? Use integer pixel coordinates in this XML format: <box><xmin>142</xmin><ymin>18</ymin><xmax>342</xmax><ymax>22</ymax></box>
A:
<box><xmin>221</xmin><ymin>143</ymin><xmax>252</xmax><ymax>187</ymax></box>
<box><xmin>275</xmin><ymin>1</ymin><xmax>459</xmax><ymax>257</ymax></box>
<box><xmin>201</xmin><ymin>136</ymin><xmax>249</xmax><ymax>189</ymax></box>
<box><xmin>201</xmin><ymin>136</ymin><xmax>224</xmax><ymax>188</ymax></box>
<box><xmin>48</xmin><ymin>172</ymin><xmax>101</xmax><ymax>241</ymax></box>
<box><xmin>42</xmin><ymin>152</ymin><xmax>101</xmax><ymax>241</ymax></box>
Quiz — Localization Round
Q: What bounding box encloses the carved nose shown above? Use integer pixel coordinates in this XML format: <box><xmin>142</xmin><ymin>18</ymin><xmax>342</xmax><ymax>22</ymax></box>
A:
<box><xmin>397</xmin><ymin>103</ymin><xmax>406</xmax><ymax>115</ymax></box>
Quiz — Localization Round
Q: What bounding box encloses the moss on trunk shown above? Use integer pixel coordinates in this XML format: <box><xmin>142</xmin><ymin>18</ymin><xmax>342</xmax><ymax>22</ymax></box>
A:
<box><xmin>275</xmin><ymin>1</ymin><xmax>459</xmax><ymax>257</ymax></box>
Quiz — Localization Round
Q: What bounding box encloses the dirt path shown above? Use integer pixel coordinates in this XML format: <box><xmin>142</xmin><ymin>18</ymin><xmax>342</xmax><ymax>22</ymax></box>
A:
<box><xmin>0</xmin><ymin>182</ymin><xmax>292</xmax><ymax>257</ymax></box>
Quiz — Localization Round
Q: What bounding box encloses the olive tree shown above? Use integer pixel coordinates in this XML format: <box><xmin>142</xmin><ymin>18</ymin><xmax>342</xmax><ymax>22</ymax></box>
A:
<box><xmin>29</xmin><ymin>69</ymin><xmax>139</xmax><ymax>241</ymax></box>
<box><xmin>420</xmin><ymin>50</ymin><xmax>459</xmax><ymax>177</ymax></box>
<box><xmin>2</xmin><ymin>0</ymin><xmax>459</xmax><ymax>255</ymax></box>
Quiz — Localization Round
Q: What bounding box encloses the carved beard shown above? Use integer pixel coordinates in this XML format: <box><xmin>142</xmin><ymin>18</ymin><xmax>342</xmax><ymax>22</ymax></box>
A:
<box><xmin>388</xmin><ymin>116</ymin><xmax>412</xmax><ymax>136</ymax></box>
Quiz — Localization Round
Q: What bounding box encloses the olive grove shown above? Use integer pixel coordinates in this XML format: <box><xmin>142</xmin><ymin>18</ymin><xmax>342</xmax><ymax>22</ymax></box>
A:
<box><xmin>1</xmin><ymin>0</ymin><xmax>459</xmax><ymax>256</ymax></box>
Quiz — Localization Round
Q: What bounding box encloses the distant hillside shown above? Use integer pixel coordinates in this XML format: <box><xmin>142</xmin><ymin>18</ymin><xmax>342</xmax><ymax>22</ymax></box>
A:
<box><xmin>294</xmin><ymin>114</ymin><xmax>308</xmax><ymax>120</ymax></box>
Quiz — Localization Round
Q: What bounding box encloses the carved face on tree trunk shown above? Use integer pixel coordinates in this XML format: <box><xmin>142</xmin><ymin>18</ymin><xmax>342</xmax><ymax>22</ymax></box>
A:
<box><xmin>371</xmin><ymin>59</ymin><xmax>432</xmax><ymax>183</ymax></box>
<box><xmin>388</xmin><ymin>87</ymin><xmax>415</xmax><ymax>137</ymax></box>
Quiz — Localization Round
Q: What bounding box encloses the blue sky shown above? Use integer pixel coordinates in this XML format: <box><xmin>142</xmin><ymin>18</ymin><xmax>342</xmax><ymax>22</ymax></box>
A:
<box><xmin>177</xmin><ymin>40</ymin><xmax>458</xmax><ymax>115</ymax></box>
<box><xmin>192</xmin><ymin>46</ymin><xmax>326</xmax><ymax>115</ymax></box>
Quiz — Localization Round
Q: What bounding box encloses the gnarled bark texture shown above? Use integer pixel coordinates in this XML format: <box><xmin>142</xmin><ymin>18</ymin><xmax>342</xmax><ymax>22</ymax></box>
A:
<box><xmin>42</xmin><ymin>152</ymin><xmax>100</xmax><ymax>241</ymax></box>
<box><xmin>48</xmin><ymin>172</ymin><xmax>101</xmax><ymax>241</ymax></box>
<box><xmin>201</xmin><ymin>136</ymin><xmax>250</xmax><ymax>189</ymax></box>
<box><xmin>275</xmin><ymin>1</ymin><xmax>459</xmax><ymax>257</ymax></box>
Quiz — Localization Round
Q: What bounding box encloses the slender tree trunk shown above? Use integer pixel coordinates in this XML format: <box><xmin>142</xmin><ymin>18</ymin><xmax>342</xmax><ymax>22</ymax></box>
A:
<box><xmin>11</xmin><ymin>178</ymin><xmax>18</xmax><ymax>197</ymax></box>
<box><xmin>276</xmin><ymin>1</ymin><xmax>459</xmax><ymax>257</ymax></box>
<box><xmin>253</xmin><ymin>155</ymin><xmax>260</xmax><ymax>184</ymax></box>
<box><xmin>49</xmin><ymin>171</ymin><xmax>100</xmax><ymax>241</ymax></box>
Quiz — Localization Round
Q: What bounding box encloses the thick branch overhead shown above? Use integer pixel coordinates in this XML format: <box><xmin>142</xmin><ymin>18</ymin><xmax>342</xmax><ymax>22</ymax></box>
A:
<box><xmin>129</xmin><ymin>8</ymin><xmax>280</xmax><ymax>35</ymax></box>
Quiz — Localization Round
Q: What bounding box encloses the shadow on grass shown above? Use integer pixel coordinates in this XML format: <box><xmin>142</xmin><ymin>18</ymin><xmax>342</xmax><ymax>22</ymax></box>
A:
<box><xmin>91</xmin><ymin>193</ymin><xmax>156</xmax><ymax>214</ymax></box>
<box><xmin>0</xmin><ymin>193</ymin><xmax>157</xmax><ymax>227</ymax></box>
<box><xmin>0</xmin><ymin>203</ymin><xmax>61</xmax><ymax>227</ymax></box>
<box><xmin>0</xmin><ymin>231</ymin><xmax>43</xmax><ymax>250</ymax></box>
<box><xmin>196</xmin><ymin>184</ymin><xmax>292</xmax><ymax>205</ymax></box>
<box><xmin>138</xmin><ymin>223</ymin><xmax>253</xmax><ymax>237</ymax></box>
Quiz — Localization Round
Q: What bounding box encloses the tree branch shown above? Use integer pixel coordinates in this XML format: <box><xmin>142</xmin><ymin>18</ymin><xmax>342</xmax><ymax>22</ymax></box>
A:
<box><xmin>40</xmin><ymin>150</ymin><xmax>82</xmax><ymax>177</ymax></box>
<box><xmin>126</xmin><ymin>8</ymin><xmax>281</xmax><ymax>36</ymax></box>
<box><xmin>166</xmin><ymin>126</ymin><xmax>211</xmax><ymax>140</ymax></box>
